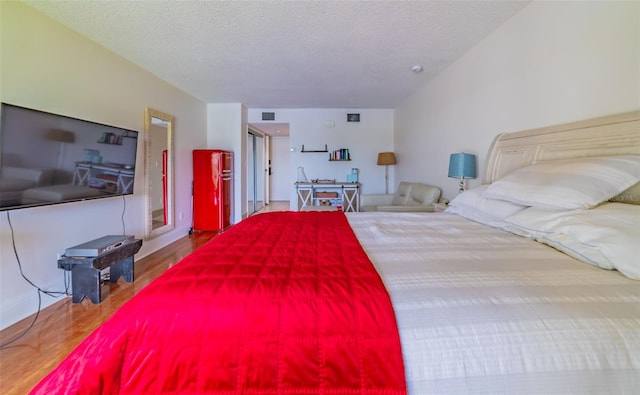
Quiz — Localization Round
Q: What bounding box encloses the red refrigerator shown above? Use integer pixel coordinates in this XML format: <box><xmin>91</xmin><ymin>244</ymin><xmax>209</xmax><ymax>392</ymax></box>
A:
<box><xmin>192</xmin><ymin>149</ymin><xmax>234</xmax><ymax>232</ymax></box>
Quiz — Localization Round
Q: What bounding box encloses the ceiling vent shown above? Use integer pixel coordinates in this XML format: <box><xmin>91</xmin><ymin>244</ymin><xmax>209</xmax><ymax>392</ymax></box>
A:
<box><xmin>347</xmin><ymin>113</ymin><xmax>360</xmax><ymax>122</ymax></box>
<box><xmin>262</xmin><ymin>112</ymin><xmax>275</xmax><ymax>121</ymax></box>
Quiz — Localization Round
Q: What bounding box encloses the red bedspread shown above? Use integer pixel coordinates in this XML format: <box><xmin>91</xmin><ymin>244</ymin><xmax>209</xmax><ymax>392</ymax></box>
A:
<box><xmin>32</xmin><ymin>211</ymin><xmax>406</xmax><ymax>394</ymax></box>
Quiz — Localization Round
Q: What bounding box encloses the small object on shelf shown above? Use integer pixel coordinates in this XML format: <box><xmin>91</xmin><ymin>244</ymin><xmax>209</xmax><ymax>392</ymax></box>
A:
<box><xmin>84</xmin><ymin>149</ymin><xmax>101</xmax><ymax>163</ymax></box>
<box><xmin>317</xmin><ymin>192</ymin><xmax>338</xmax><ymax>198</ymax></box>
<box><xmin>301</xmin><ymin>144</ymin><xmax>328</xmax><ymax>153</ymax></box>
<box><xmin>297</xmin><ymin>166</ymin><xmax>309</xmax><ymax>182</ymax></box>
<box><xmin>98</xmin><ymin>132</ymin><xmax>123</xmax><ymax>145</ymax></box>
<box><xmin>329</xmin><ymin>148</ymin><xmax>350</xmax><ymax>161</ymax></box>
<box><xmin>311</xmin><ymin>178</ymin><xmax>336</xmax><ymax>184</ymax></box>
<box><xmin>347</xmin><ymin>168</ymin><xmax>359</xmax><ymax>183</ymax></box>
<box><xmin>121</xmin><ymin>130</ymin><xmax>137</xmax><ymax>139</ymax></box>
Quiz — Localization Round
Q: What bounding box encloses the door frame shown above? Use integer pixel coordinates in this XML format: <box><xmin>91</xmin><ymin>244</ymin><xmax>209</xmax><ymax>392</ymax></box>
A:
<box><xmin>247</xmin><ymin>127</ymin><xmax>267</xmax><ymax>214</ymax></box>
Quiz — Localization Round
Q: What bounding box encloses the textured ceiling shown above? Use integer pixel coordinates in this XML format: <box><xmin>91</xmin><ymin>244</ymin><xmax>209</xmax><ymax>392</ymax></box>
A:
<box><xmin>25</xmin><ymin>0</ymin><xmax>529</xmax><ymax>109</ymax></box>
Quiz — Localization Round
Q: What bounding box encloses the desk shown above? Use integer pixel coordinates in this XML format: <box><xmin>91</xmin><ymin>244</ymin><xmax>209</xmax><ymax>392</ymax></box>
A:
<box><xmin>295</xmin><ymin>182</ymin><xmax>360</xmax><ymax>212</ymax></box>
<box><xmin>58</xmin><ymin>239</ymin><xmax>142</xmax><ymax>303</ymax></box>
<box><xmin>73</xmin><ymin>162</ymin><xmax>135</xmax><ymax>194</ymax></box>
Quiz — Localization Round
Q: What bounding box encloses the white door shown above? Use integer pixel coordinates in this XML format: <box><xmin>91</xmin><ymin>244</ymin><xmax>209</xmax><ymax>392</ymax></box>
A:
<box><xmin>270</xmin><ymin>136</ymin><xmax>290</xmax><ymax>201</ymax></box>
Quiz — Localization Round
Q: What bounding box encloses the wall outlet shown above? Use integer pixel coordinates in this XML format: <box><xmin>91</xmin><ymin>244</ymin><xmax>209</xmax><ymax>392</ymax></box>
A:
<box><xmin>179</xmin><ymin>212</ymin><xmax>183</xmax><ymax>222</ymax></box>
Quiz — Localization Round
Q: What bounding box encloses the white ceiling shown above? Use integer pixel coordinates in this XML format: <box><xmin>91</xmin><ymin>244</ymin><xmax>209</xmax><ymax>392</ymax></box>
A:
<box><xmin>25</xmin><ymin>0</ymin><xmax>529</xmax><ymax>111</ymax></box>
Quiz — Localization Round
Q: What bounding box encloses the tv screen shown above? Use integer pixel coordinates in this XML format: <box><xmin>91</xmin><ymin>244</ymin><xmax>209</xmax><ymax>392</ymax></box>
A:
<box><xmin>0</xmin><ymin>103</ymin><xmax>139</xmax><ymax>211</ymax></box>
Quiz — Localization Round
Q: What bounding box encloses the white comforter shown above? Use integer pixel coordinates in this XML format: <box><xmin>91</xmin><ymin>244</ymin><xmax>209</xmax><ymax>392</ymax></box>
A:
<box><xmin>347</xmin><ymin>212</ymin><xmax>640</xmax><ymax>394</ymax></box>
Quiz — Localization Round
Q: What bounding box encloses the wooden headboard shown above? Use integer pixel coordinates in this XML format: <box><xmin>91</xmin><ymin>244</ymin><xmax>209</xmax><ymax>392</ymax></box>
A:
<box><xmin>484</xmin><ymin>110</ymin><xmax>640</xmax><ymax>184</ymax></box>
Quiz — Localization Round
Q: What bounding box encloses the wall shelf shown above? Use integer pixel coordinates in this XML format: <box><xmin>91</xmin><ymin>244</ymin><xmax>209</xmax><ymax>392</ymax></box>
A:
<box><xmin>97</xmin><ymin>131</ymin><xmax>135</xmax><ymax>145</ymax></box>
<box><xmin>300</xmin><ymin>145</ymin><xmax>352</xmax><ymax>160</ymax></box>
<box><xmin>301</xmin><ymin>144</ymin><xmax>328</xmax><ymax>153</ymax></box>
<box><xmin>98</xmin><ymin>132</ymin><xmax>123</xmax><ymax>145</ymax></box>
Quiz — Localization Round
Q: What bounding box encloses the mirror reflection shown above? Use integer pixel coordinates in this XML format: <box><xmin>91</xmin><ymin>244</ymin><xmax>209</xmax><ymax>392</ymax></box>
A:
<box><xmin>144</xmin><ymin>108</ymin><xmax>174</xmax><ymax>239</ymax></box>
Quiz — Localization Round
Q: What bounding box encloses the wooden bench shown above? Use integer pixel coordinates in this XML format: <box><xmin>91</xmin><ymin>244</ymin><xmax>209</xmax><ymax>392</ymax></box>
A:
<box><xmin>58</xmin><ymin>239</ymin><xmax>142</xmax><ymax>303</ymax></box>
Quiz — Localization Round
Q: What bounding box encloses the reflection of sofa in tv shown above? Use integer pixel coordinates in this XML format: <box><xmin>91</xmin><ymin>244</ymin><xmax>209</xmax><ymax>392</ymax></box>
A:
<box><xmin>0</xmin><ymin>166</ymin><xmax>54</xmax><ymax>206</ymax></box>
<box><xmin>21</xmin><ymin>184</ymin><xmax>105</xmax><ymax>205</ymax></box>
<box><xmin>0</xmin><ymin>166</ymin><xmax>107</xmax><ymax>207</ymax></box>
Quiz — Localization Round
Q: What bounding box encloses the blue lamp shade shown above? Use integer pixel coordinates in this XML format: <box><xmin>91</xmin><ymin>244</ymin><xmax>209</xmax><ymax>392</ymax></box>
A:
<box><xmin>448</xmin><ymin>153</ymin><xmax>476</xmax><ymax>179</ymax></box>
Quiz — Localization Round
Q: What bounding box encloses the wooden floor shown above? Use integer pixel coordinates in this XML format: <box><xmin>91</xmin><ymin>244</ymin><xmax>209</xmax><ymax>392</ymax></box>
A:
<box><xmin>0</xmin><ymin>201</ymin><xmax>290</xmax><ymax>394</ymax></box>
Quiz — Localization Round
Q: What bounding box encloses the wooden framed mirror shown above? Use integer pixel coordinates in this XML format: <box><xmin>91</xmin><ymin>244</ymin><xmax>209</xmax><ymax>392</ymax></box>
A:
<box><xmin>144</xmin><ymin>108</ymin><xmax>175</xmax><ymax>239</ymax></box>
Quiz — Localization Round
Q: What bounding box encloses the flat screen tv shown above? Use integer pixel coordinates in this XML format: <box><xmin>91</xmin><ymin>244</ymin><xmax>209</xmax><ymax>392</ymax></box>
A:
<box><xmin>0</xmin><ymin>103</ymin><xmax>139</xmax><ymax>211</ymax></box>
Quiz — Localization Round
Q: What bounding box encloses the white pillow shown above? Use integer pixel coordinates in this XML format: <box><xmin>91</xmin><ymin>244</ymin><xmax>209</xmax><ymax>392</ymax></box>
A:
<box><xmin>483</xmin><ymin>156</ymin><xmax>640</xmax><ymax>209</ymax></box>
<box><xmin>503</xmin><ymin>203</ymin><xmax>640</xmax><ymax>279</ymax></box>
<box><xmin>445</xmin><ymin>186</ymin><xmax>527</xmax><ymax>228</ymax></box>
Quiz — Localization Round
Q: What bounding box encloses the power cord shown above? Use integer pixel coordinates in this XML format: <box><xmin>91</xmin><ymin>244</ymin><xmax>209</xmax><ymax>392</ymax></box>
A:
<box><xmin>0</xmin><ymin>211</ymin><xmax>71</xmax><ymax>348</ymax></box>
<box><xmin>121</xmin><ymin>194</ymin><xmax>127</xmax><ymax>235</ymax></box>
<box><xmin>2</xmin><ymin>195</ymin><xmax>130</xmax><ymax>347</ymax></box>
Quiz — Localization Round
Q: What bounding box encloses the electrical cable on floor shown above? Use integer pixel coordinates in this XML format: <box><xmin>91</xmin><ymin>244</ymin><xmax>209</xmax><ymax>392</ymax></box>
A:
<box><xmin>0</xmin><ymin>288</ymin><xmax>42</xmax><ymax>349</ymax></box>
<box><xmin>3</xmin><ymin>194</ymin><xmax>130</xmax><ymax>347</ymax></box>
<box><xmin>0</xmin><ymin>211</ymin><xmax>71</xmax><ymax>348</ymax></box>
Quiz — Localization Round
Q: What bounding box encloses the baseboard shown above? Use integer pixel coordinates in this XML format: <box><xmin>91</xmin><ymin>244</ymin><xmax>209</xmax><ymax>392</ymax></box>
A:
<box><xmin>0</xmin><ymin>278</ymin><xmax>69</xmax><ymax>331</ymax></box>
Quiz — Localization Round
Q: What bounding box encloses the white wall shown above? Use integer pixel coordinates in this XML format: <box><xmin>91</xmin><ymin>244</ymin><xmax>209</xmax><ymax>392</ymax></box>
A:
<box><xmin>206</xmin><ymin>103</ymin><xmax>248</xmax><ymax>221</ymax></box>
<box><xmin>0</xmin><ymin>3</ymin><xmax>207</xmax><ymax>329</ymax></box>
<box><xmin>395</xmin><ymin>1</ymin><xmax>640</xmax><ymax>202</ymax></box>
<box><xmin>247</xmin><ymin>109</ymin><xmax>395</xmax><ymax>209</ymax></box>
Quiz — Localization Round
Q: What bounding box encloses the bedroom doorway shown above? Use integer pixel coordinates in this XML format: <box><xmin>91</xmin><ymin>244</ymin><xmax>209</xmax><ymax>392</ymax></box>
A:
<box><xmin>247</xmin><ymin>129</ymin><xmax>265</xmax><ymax>215</ymax></box>
<box><xmin>247</xmin><ymin>122</ymin><xmax>290</xmax><ymax>212</ymax></box>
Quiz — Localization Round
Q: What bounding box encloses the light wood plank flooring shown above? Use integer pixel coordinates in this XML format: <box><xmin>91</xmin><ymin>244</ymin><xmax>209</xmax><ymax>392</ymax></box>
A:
<box><xmin>0</xmin><ymin>201</ymin><xmax>290</xmax><ymax>394</ymax></box>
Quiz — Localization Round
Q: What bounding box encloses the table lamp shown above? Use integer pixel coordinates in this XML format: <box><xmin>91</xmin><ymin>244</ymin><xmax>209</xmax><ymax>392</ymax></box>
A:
<box><xmin>448</xmin><ymin>152</ymin><xmax>476</xmax><ymax>193</ymax></box>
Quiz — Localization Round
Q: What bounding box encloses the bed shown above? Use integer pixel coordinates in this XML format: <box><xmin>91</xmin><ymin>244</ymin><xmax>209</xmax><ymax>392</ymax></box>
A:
<box><xmin>32</xmin><ymin>111</ymin><xmax>640</xmax><ymax>394</ymax></box>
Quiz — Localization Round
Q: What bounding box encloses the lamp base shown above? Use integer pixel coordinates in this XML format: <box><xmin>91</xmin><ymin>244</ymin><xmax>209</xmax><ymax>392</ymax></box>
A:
<box><xmin>458</xmin><ymin>179</ymin><xmax>466</xmax><ymax>193</ymax></box>
<box><xmin>385</xmin><ymin>165</ymin><xmax>390</xmax><ymax>194</ymax></box>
